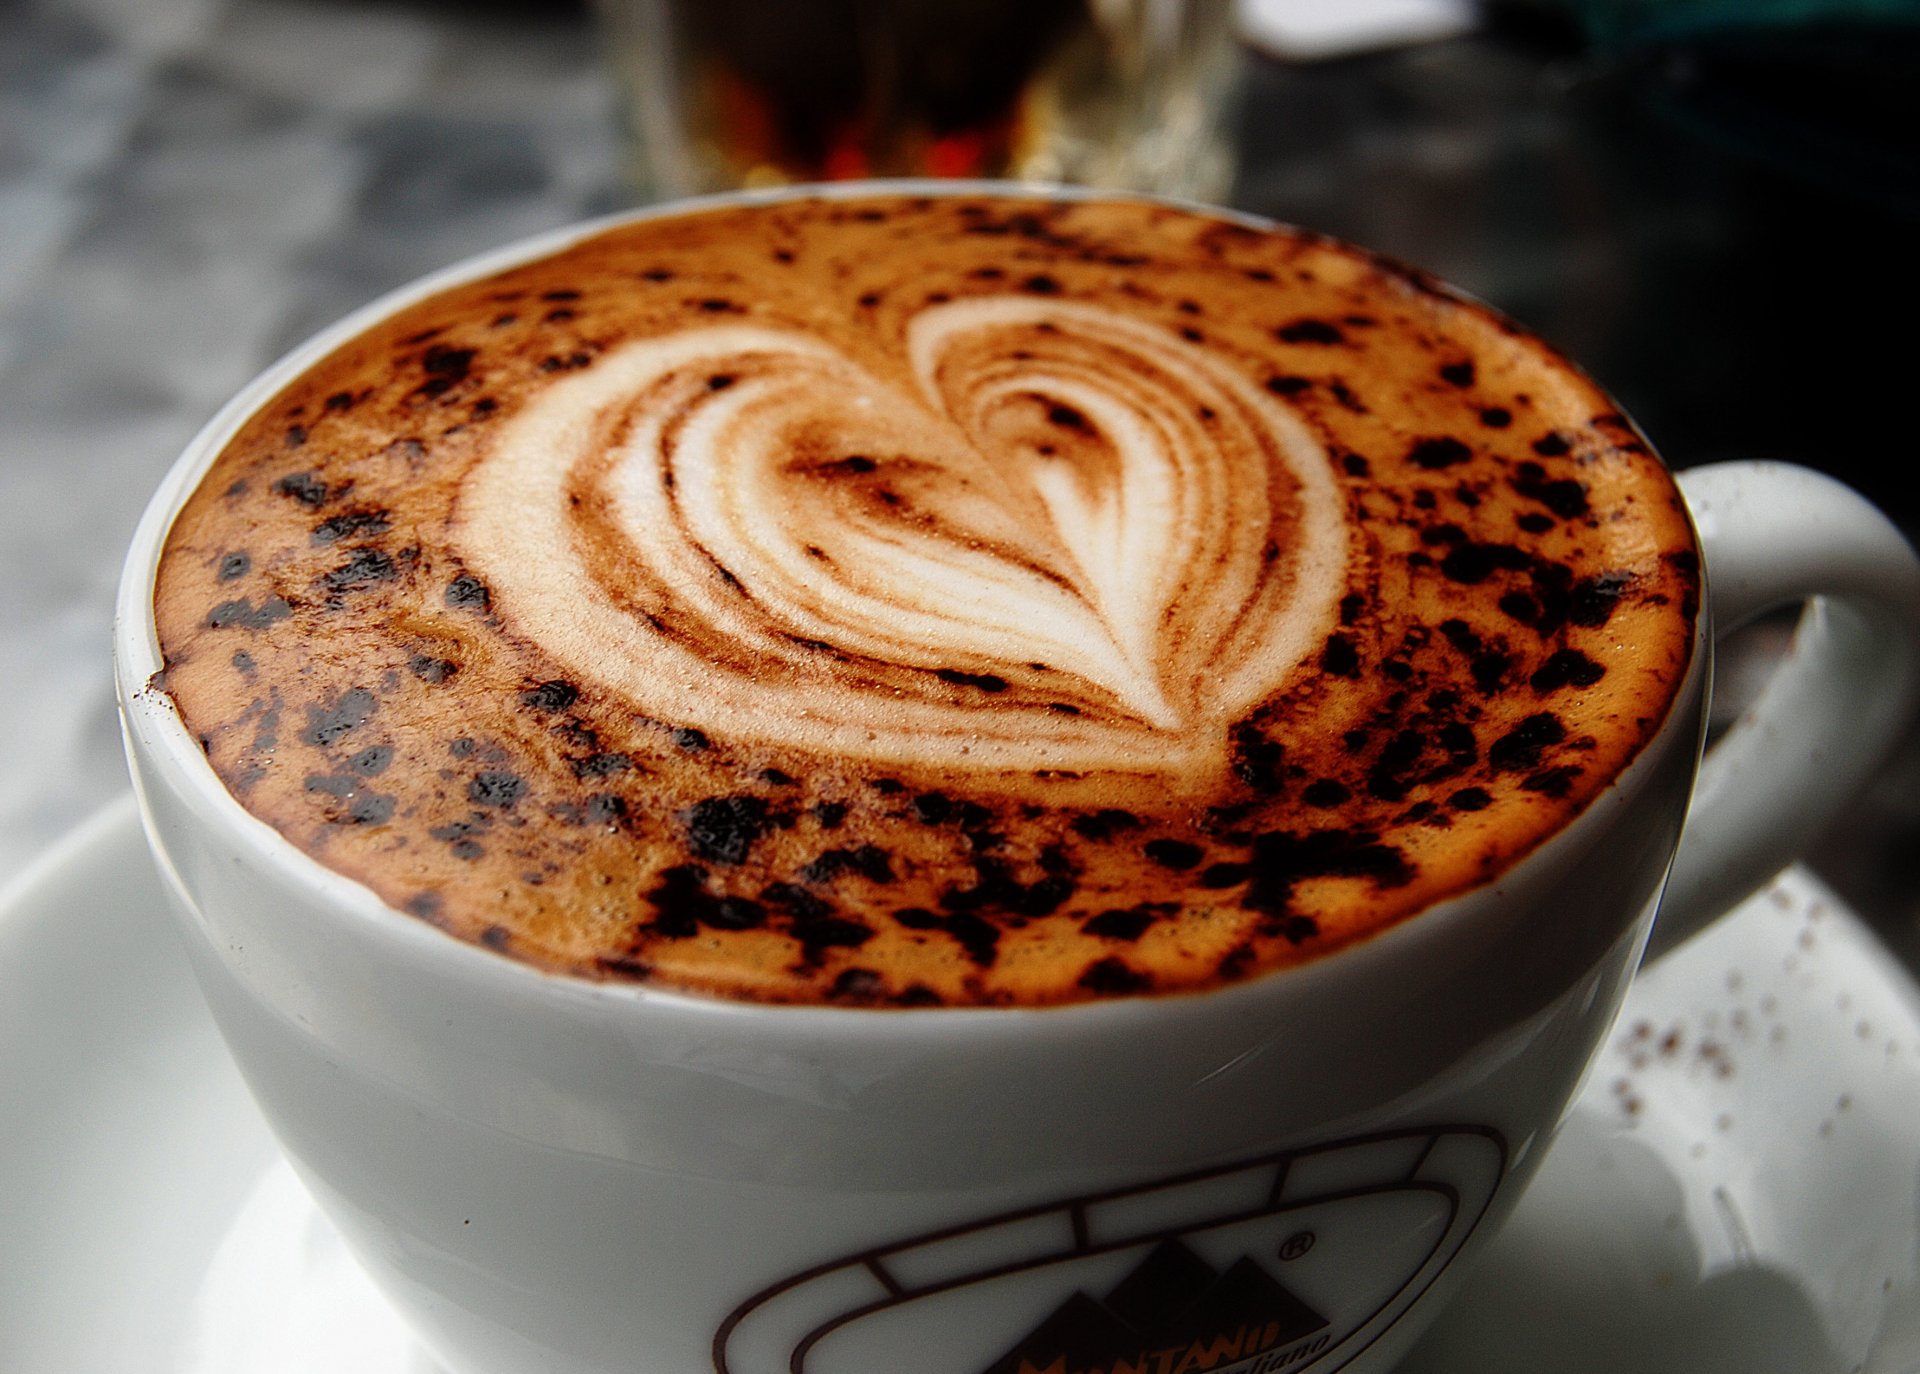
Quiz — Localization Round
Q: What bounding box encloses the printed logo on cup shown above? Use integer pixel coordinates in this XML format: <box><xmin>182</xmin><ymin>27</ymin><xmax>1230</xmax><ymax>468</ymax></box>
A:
<box><xmin>715</xmin><ymin>1126</ymin><xmax>1505</xmax><ymax>1374</ymax></box>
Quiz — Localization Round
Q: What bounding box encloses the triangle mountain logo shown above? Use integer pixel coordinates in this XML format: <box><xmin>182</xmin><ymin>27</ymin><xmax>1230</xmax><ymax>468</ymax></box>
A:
<box><xmin>982</xmin><ymin>1240</ymin><xmax>1329</xmax><ymax>1374</ymax></box>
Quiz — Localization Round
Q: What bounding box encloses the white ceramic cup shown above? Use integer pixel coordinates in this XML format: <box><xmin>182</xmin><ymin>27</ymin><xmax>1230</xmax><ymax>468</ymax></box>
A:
<box><xmin>115</xmin><ymin>187</ymin><xmax>1920</xmax><ymax>1374</ymax></box>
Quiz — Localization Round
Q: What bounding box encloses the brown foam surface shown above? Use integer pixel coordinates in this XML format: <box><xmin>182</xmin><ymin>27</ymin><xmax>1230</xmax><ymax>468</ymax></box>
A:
<box><xmin>152</xmin><ymin>194</ymin><xmax>1699</xmax><ymax>1006</ymax></box>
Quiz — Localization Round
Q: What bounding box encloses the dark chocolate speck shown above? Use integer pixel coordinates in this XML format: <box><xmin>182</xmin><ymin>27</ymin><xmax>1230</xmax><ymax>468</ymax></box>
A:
<box><xmin>1320</xmin><ymin>633</ymin><xmax>1361</xmax><ymax>678</ymax></box>
<box><xmin>272</xmin><ymin>471</ymin><xmax>328</xmax><ymax>507</ymax></box>
<box><xmin>1084</xmin><ymin>907</ymin><xmax>1156</xmax><ymax>941</ymax></box>
<box><xmin>1079</xmin><ymin>957</ymin><xmax>1151</xmax><ymax>995</ymax></box>
<box><xmin>1409</xmin><ymin>437</ymin><xmax>1472</xmax><ymax>470</ymax></box>
<box><xmin>312</xmin><ymin>509</ymin><xmax>392</xmax><ymax>546</ymax></box>
<box><xmin>446</xmin><ymin>573</ymin><xmax>491</xmax><ymax>611</ymax></box>
<box><xmin>1490</xmin><ymin>713</ymin><xmax>1567</xmax><ymax>772</ymax></box>
<box><xmin>1143</xmin><ymin>839</ymin><xmax>1204</xmax><ymax>871</ymax></box>
<box><xmin>1277</xmin><ymin>319</ymin><xmax>1344</xmax><ymax>345</ymax></box>
<box><xmin>207</xmin><ymin>596</ymin><xmax>292</xmax><ymax>631</ymax></box>
<box><xmin>935</xmin><ymin>668</ymin><xmax>1009</xmax><ymax>693</ymax></box>
<box><xmin>321</xmin><ymin>548</ymin><xmax>397</xmax><ymax>593</ymax></box>
<box><xmin>1302</xmin><ymin>779</ymin><xmax>1350</xmax><ymax>806</ymax></box>
<box><xmin>519</xmin><ymin>679</ymin><xmax>580</xmax><ymax>712</ymax></box>
<box><xmin>302</xmin><ymin>688</ymin><xmax>376</xmax><ymax>746</ymax></box>
<box><xmin>685</xmin><ymin>795</ymin><xmax>771</xmax><ymax>865</ymax></box>
<box><xmin>348</xmin><ymin>744</ymin><xmax>393</xmax><ymax>775</ymax></box>
<box><xmin>1530</xmin><ymin>649</ymin><xmax>1606</xmax><ymax>693</ymax></box>
<box><xmin>468</xmin><ymin>770</ymin><xmax>526</xmax><ymax>808</ymax></box>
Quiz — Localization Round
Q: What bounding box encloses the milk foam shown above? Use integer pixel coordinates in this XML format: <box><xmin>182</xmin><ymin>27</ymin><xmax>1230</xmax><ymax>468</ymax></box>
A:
<box><xmin>152</xmin><ymin>193</ymin><xmax>1703</xmax><ymax>1005</ymax></box>
<box><xmin>456</xmin><ymin>298</ymin><xmax>1347</xmax><ymax>782</ymax></box>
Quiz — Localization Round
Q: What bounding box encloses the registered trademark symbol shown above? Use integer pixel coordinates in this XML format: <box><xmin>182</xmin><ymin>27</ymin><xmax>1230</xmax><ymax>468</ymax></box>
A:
<box><xmin>1279</xmin><ymin>1231</ymin><xmax>1315</xmax><ymax>1261</ymax></box>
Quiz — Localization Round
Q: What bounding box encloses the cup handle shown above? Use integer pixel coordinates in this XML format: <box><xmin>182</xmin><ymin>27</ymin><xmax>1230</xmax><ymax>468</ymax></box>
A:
<box><xmin>1643</xmin><ymin>461</ymin><xmax>1920</xmax><ymax>961</ymax></box>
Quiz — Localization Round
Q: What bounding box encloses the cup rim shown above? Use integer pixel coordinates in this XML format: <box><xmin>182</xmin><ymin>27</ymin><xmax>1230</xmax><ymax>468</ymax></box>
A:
<box><xmin>113</xmin><ymin>178</ymin><xmax>1707</xmax><ymax>1027</ymax></box>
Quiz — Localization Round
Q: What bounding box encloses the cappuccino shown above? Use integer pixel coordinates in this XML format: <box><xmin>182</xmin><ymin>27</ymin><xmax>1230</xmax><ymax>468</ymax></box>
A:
<box><xmin>151</xmin><ymin>193</ymin><xmax>1698</xmax><ymax>1006</ymax></box>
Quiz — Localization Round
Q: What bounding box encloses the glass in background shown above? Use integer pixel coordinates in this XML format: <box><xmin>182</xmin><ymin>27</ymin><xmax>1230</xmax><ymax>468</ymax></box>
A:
<box><xmin>594</xmin><ymin>0</ymin><xmax>1242</xmax><ymax>201</ymax></box>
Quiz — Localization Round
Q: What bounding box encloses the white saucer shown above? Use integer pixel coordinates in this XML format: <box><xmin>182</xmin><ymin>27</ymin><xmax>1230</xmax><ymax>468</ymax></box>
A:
<box><xmin>5</xmin><ymin>800</ymin><xmax>1920</xmax><ymax>1374</ymax></box>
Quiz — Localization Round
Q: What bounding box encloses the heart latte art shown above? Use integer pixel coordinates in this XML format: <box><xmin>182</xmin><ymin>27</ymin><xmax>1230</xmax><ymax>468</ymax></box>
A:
<box><xmin>153</xmin><ymin>194</ymin><xmax>1699</xmax><ymax>1006</ymax></box>
<box><xmin>457</xmin><ymin>298</ymin><xmax>1346</xmax><ymax>780</ymax></box>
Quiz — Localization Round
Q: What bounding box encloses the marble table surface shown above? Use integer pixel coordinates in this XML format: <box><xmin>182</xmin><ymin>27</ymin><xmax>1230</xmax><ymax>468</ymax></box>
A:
<box><xmin>4</xmin><ymin>0</ymin><xmax>1916</xmax><ymax>959</ymax></box>
<box><xmin>2</xmin><ymin>0</ymin><xmax>627</xmax><ymax>880</ymax></box>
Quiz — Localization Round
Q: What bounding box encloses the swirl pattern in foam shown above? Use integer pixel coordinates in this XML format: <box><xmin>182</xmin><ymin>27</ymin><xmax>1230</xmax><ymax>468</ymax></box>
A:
<box><xmin>456</xmin><ymin>298</ymin><xmax>1346</xmax><ymax>781</ymax></box>
<box><xmin>151</xmin><ymin>193</ymin><xmax>1701</xmax><ymax>1006</ymax></box>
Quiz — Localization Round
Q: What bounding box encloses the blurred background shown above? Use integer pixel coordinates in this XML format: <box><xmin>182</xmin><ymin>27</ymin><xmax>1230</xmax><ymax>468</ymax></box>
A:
<box><xmin>2</xmin><ymin>0</ymin><xmax>1917</xmax><ymax>953</ymax></box>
